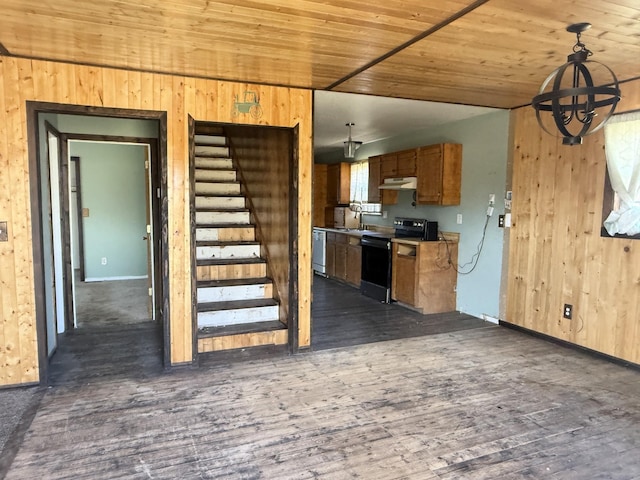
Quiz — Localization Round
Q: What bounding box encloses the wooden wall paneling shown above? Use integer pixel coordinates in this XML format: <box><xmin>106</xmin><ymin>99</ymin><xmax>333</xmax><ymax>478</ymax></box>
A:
<box><xmin>170</xmin><ymin>75</ymin><xmax>192</xmax><ymax>365</ymax></box>
<box><xmin>127</xmin><ymin>70</ymin><xmax>142</xmax><ymax>110</ymax></box>
<box><xmin>507</xmin><ymin>77</ymin><xmax>640</xmax><ymax>365</ymax></box>
<box><xmin>0</xmin><ymin>57</ymin><xmax>313</xmax><ymax>386</ymax></box>
<box><xmin>295</xmin><ymin>89</ymin><xmax>313</xmax><ymax>349</ymax></box>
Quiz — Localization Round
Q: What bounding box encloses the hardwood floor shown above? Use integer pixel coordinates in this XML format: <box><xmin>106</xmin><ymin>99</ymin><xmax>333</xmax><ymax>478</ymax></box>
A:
<box><xmin>311</xmin><ymin>275</ymin><xmax>490</xmax><ymax>350</ymax></box>
<box><xmin>4</xmin><ymin>279</ymin><xmax>640</xmax><ymax>479</ymax></box>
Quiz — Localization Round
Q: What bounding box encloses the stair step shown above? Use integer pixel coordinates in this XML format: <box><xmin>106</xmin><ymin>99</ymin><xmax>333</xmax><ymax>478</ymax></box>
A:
<box><xmin>196</xmin><ymin>196</ymin><xmax>246</xmax><ymax>210</ymax></box>
<box><xmin>195</xmin><ymin>169</ymin><xmax>237</xmax><ymax>182</ymax></box>
<box><xmin>197</xmin><ymin>277</ymin><xmax>273</xmax><ymax>303</ymax></box>
<box><xmin>195</xmin><ymin>145</ymin><xmax>229</xmax><ymax>157</ymax></box>
<box><xmin>196</xmin><ymin>242</ymin><xmax>260</xmax><ymax>260</ymax></box>
<box><xmin>195</xmin><ymin>182</ymin><xmax>241</xmax><ymax>195</ymax></box>
<box><xmin>196</xmin><ymin>225</ymin><xmax>255</xmax><ymax>242</ymax></box>
<box><xmin>197</xmin><ymin>299</ymin><xmax>280</xmax><ymax>328</ymax></box>
<box><xmin>197</xmin><ymin>258</ymin><xmax>267</xmax><ymax>281</ymax></box>
<box><xmin>195</xmin><ymin>157</ymin><xmax>233</xmax><ymax>169</ymax></box>
<box><xmin>196</xmin><ymin>210</ymin><xmax>250</xmax><ymax>225</ymax></box>
<box><xmin>194</xmin><ymin>134</ymin><xmax>226</xmax><ymax>146</ymax></box>
<box><xmin>198</xmin><ymin>320</ymin><xmax>286</xmax><ymax>338</ymax></box>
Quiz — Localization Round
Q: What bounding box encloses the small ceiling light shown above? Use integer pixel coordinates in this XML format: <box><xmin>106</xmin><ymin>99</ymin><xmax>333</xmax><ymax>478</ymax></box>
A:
<box><xmin>343</xmin><ymin>122</ymin><xmax>363</xmax><ymax>159</ymax></box>
<box><xmin>532</xmin><ymin>23</ymin><xmax>620</xmax><ymax>145</ymax></box>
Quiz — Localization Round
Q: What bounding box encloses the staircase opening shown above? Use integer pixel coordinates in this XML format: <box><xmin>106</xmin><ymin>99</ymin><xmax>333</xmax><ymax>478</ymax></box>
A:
<box><xmin>190</xmin><ymin>120</ymin><xmax>298</xmax><ymax>355</ymax></box>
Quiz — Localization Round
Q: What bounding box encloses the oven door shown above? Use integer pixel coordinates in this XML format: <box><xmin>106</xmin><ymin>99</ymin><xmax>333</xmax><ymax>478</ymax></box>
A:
<box><xmin>360</xmin><ymin>236</ymin><xmax>392</xmax><ymax>303</ymax></box>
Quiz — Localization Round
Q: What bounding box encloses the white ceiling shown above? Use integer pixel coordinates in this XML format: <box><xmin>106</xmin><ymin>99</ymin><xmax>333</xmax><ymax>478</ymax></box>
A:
<box><xmin>313</xmin><ymin>91</ymin><xmax>502</xmax><ymax>156</ymax></box>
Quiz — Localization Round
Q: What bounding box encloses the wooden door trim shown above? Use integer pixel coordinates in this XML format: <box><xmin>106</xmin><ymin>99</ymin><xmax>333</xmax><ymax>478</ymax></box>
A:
<box><xmin>289</xmin><ymin>124</ymin><xmax>300</xmax><ymax>352</ymax></box>
<box><xmin>57</xmin><ymin>133</ymin><xmax>75</xmax><ymax>332</ymax></box>
<box><xmin>70</xmin><ymin>157</ymin><xmax>86</xmax><ymax>281</ymax></box>
<box><xmin>26</xmin><ymin>101</ymin><xmax>170</xmax><ymax>384</ymax></box>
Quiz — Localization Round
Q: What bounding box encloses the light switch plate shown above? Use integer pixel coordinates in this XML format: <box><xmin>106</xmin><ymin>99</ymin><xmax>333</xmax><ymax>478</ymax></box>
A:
<box><xmin>0</xmin><ymin>221</ymin><xmax>7</xmax><ymax>242</ymax></box>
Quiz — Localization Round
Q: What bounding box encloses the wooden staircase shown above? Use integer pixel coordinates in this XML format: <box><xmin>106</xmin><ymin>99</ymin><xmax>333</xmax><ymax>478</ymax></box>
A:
<box><xmin>193</xmin><ymin>129</ymin><xmax>287</xmax><ymax>353</ymax></box>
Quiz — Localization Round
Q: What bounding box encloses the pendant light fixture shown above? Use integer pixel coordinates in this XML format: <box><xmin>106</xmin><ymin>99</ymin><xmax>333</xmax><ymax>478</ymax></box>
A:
<box><xmin>343</xmin><ymin>122</ymin><xmax>362</xmax><ymax>159</ymax></box>
<box><xmin>531</xmin><ymin>23</ymin><xmax>620</xmax><ymax>145</ymax></box>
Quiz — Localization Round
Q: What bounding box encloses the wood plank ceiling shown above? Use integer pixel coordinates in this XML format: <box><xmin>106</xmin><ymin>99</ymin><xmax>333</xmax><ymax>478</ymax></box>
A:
<box><xmin>1</xmin><ymin>0</ymin><xmax>640</xmax><ymax>109</ymax></box>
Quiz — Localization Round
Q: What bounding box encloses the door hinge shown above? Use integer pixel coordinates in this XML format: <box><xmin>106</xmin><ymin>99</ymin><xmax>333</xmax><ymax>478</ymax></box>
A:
<box><xmin>146</xmin><ymin>224</ymin><xmax>151</xmax><ymax>234</ymax></box>
<box><xmin>156</xmin><ymin>188</ymin><xmax>161</xmax><ymax>198</ymax></box>
<box><xmin>148</xmin><ymin>288</ymin><xmax>153</xmax><ymax>297</ymax></box>
<box><xmin>145</xmin><ymin>160</ymin><xmax>149</xmax><ymax>169</ymax></box>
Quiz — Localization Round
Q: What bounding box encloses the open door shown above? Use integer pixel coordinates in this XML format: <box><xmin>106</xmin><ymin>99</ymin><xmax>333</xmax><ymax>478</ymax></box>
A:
<box><xmin>144</xmin><ymin>145</ymin><xmax>155</xmax><ymax>320</ymax></box>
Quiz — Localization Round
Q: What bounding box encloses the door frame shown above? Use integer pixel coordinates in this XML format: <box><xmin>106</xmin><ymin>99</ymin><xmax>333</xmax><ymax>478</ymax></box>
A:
<box><xmin>26</xmin><ymin>101</ymin><xmax>170</xmax><ymax>385</ymax></box>
<box><xmin>63</xmin><ymin>135</ymin><xmax>161</xmax><ymax>325</ymax></box>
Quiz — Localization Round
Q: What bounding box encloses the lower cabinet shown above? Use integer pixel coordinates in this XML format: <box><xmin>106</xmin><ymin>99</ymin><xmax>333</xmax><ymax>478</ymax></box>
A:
<box><xmin>325</xmin><ymin>231</ymin><xmax>361</xmax><ymax>287</ymax></box>
<box><xmin>391</xmin><ymin>240</ymin><xmax>458</xmax><ymax>314</ymax></box>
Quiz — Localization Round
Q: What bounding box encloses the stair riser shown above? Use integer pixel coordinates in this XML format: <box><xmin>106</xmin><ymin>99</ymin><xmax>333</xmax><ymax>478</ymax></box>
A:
<box><xmin>197</xmin><ymin>263</ymin><xmax>266</xmax><ymax>281</ymax></box>
<box><xmin>197</xmin><ymin>283</ymin><xmax>272</xmax><ymax>303</ymax></box>
<box><xmin>194</xmin><ymin>134</ymin><xmax>226</xmax><ymax>146</ymax></box>
<box><xmin>195</xmin><ymin>158</ymin><xmax>233</xmax><ymax>169</ymax></box>
<box><xmin>196</xmin><ymin>244</ymin><xmax>260</xmax><ymax>260</ymax></box>
<box><xmin>195</xmin><ymin>145</ymin><xmax>229</xmax><ymax>157</ymax></box>
<box><xmin>196</xmin><ymin>211</ymin><xmax>250</xmax><ymax>225</ymax></box>
<box><xmin>195</xmin><ymin>183</ymin><xmax>240</xmax><ymax>195</ymax></box>
<box><xmin>195</xmin><ymin>196</ymin><xmax>245</xmax><ymax>210</ymax></box>
<box><xmin>195</xmin><ymin>170</ymin><xmax>236</xmax><ymax>182</ymax></box>
<box><xmin>197</xmin><ymin>305</ymin><xmax>280</xmax><ymax>328</ymax></box>
<box><xmin>196</xmin><ymin>227</ymin><xmax>255</xmax><ymax>242</ymax></box>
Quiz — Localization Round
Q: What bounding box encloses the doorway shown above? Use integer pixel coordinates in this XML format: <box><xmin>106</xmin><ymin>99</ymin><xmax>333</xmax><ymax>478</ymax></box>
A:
<box><xmin>27</xmin><ymin>102</ymin><xmax>169</xmax><ymax>384</ymax></box>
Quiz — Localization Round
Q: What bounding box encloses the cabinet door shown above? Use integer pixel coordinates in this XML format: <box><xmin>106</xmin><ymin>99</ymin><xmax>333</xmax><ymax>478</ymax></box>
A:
<box><xmin>346</xmin><ymin>243</ymin><xmax>362</xmax><ymax>286</ymax></box>
<box><xmin>326</xmin><ymin>235</ymin><xmax>336</xmax><ymax>277</ymax></box>
<box><xmin>440</xmin><ymin>144</ymin><xmax>462</xmax><ymax>205</ymax></box>
<box><xmin>313</xmin><ymin>164</ymin><xmax>328</xmax><ymax>227</ymax></box>
<box><xmin>367</xmin><ymin>156</ymin><xmax>381</xmax><ymax>203</ymax></box>
<box><xmin>417</xmin><ymin>144</ymin><xmax>444</xmax><ymax>204</ymax></box>
<box><xmin>334</xmin><ymin>238</ymin><xmax>348</xmax><ymax>281</ymax></box>
<box><xmin>391</xmin><ymin>243</ymin><xmax>417</xmax><ymax>305</ymax></box>
<box><xmin>396</xmin><ymin>149</ymin><xmax>417</xmax><ymax>176</ymax></box>
<box><xmin>380</xmin><ymin>153</ymin><xmax>398</xmax><ymax>178</ymax></box>
<box><xmin>326</xmin><ymin>164</ymin><xmax>339</xmax><ymax>206</ymax></box>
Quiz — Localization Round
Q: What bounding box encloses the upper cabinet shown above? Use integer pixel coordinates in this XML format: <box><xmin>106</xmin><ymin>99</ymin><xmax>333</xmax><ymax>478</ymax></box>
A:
<box><xmin>367</xmin><ymin>143</ymin><xmax>461</xmax><ymax>206</ymax></box>
<box><xmin>396</xmin><ymin>149</ymin><xmax>417</xmax><ymax>177</ymax></box>
<box><xmin>326</xmin><ymin>162</ymin><xmax>351</xmax><ymax>205</ymax></box>
<box><xmin>416</xmin><ymin>143</ymin><xmax>462</xmax><ymax>205</ymax></box>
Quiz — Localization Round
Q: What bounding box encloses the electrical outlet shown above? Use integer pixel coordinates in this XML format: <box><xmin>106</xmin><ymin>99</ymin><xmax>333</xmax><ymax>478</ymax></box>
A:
<box><xmin>498</xmin><ymin>215</ymin><xmax>505</xmax><ymax>228</ymax></box>
<box><xmin>486</xmin><ymin>206</ymin><xmax>494</xmax><ymax>217</ymax></box>
<box><xmin>101</xmin><ymin>257</ymin><xmax>107</xmax><ymax>265</ymax></box>
<box><xmin>382</xmin><ymin>211</ymin><xmax>388</xmax><ymax>219</ymax></box>
<box><xmin>563</xmin><ymin>304</ymin><xmax>573</xmax><ymax>319</ymax></box>
<box><xmin>456</xmin><ymin>213</ymin><xmax>462</xmax><ymax>224</ymax></box>
<box><xmin>0</xmin><ymin>221</ymin><xmax>7</xmax><ymax>242</ymax></box>
<box><xmin>489</xmin><ymin>193</ymin><xmax>495</xmax><ymax>205</ymax></box>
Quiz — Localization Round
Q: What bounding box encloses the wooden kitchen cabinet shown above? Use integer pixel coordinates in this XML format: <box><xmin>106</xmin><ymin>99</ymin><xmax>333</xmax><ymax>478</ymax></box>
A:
<box><xmin>368</xmin><ymin>155</ymin><xmax>398</xmax><ymax>205</ymax></box>
<box><xmin>313</xmin><ymin>164</ymin><xmax>328</xmax><ymax>227</ymax></box>
<box><xmin>396</xmin><ymin>148</ymin><xmax>417</xmax><ymax>176</ymax></box>
<box><xmin>333</xmin><ymin>233</ymin><xmax>348</xmax><ymax>281</ymax></box>
<box><xmin>326</xmin><ymin>232</ymin><xmax>336</xmax><ymax>277</ymax></box>
<box><xmin>327</xmin><ymin>162</ymin><xmax>351</xmax><ymax>205</ymax></box>
<box><xmin>416</xmin><ymin>143</ymin><xmax>462</xmax><ymax>205</ymax></box>
<box><xmin>391</xmin><ymin>240</ymin><xmax>458</xmax><ymax>314</ymax></box>
<box><xmin>345</xmin><ymin>237</ymin><xmax>362</xmax><ymax>287</ymax></box>
<box><xmin>380</xmin><ymin>153</ymin><xmax>398</xmax><ymax>178</ymax></box>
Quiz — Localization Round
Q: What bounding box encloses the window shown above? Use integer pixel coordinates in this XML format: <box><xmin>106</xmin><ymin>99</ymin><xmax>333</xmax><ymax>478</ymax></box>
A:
<box><xmin>350</xmin><ymin>161</ymin><xmax>381</xmax><ymax>214</ymax></box>
<box><xmin>601</xmin><ymin>111</ymin><xmax>640</xmax><ymax>238</ymax></box>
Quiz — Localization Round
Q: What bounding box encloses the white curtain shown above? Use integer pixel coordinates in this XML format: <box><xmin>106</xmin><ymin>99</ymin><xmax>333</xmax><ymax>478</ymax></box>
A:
<box><xmin>350</xmin><ymin>161</ymin><xmax>369</xmax><ymax>203</ymax></box>
<box><xmin>603</xmin><ymin>111</ymin><xmax>640</xmax><ymax>236</ymax></box>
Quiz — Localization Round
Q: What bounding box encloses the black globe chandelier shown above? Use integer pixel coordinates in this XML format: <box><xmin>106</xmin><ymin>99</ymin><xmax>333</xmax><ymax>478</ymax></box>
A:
<box><xmin>531</xmin><ymin>23</ymin><xmax>620</xmax><ymax>145</ymax></box>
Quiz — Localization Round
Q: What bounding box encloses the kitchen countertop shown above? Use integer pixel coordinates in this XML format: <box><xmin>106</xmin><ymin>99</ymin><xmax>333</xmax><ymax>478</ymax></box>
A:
<box><xmin>313</xmin><ymin>227</ymin><xmax>385</xmax><ymax>238</ymax></box>
<box><xmin>314</xmin><ymin>227</ymin><xmax>459</xmax><ymax>243</ymax></box>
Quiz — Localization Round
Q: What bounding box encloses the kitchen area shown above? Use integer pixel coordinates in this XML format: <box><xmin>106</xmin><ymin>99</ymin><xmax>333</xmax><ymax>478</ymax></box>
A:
<box><xmin>312</xmin><ymin>142</ymin><xmax>462</xmax><ymax>320</ymax></box>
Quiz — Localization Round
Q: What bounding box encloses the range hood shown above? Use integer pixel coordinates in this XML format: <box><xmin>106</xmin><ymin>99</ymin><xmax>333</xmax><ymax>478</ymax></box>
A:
<box><xmin>378</xmin><ymin>176</ymin><xmax>417</xmax><ymax>190</ymax></box>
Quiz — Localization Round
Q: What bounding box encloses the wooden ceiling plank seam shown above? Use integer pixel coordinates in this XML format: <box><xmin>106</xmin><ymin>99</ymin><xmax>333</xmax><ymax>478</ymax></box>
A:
<box><xmin>325</xmin><ymin>0</ymin><xmax>492</xmax><ymax>90</ymax></box>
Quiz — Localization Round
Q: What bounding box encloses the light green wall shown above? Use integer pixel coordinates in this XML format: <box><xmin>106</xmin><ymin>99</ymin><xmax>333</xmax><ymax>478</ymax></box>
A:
<box><xmin>57</xmin><ymin>115</ymin><xmax>158</xmax><ymax>138</ymax></box>
<box><xmin>71</xmin><ymin>142</ymin><xmax>149</xmax><ymax>280</ymax></box>
<box><xmin>327</xmin><ymin>111</ymin><xmax>511</xmax><ymax>320</ymax></box>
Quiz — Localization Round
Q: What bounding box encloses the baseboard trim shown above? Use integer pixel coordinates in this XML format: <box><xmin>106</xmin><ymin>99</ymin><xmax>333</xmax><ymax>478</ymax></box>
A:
<box><xmin>84</xmin><ymin>275</ymin><xmax>148</xmax><ymax>282</ymax></box>
<box><xmin>499</xmin><ymin>320</ymin><xmax>640</xmax><ymax>371</ymax></box>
